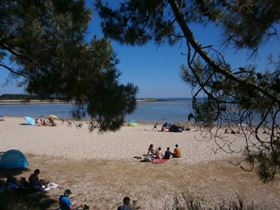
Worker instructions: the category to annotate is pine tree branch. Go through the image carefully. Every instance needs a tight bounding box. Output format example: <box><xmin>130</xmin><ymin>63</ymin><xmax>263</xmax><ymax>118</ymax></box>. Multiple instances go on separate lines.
<box><xmin>0</xmin><ymin>62</ymin><xmax>28</xmax><ymax>79</ymax></box>
<box><xmin>168</xmin><ymin>0</ymin><xmax>280</xmax><ymax>105</ymax></box>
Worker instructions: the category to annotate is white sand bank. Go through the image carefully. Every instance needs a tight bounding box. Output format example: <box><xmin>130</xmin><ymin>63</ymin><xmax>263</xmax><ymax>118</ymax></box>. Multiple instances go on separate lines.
<box><xmin>1</xmin><ymin>117</ymin><xmax>246</xmax><ymax>163</ymax></box>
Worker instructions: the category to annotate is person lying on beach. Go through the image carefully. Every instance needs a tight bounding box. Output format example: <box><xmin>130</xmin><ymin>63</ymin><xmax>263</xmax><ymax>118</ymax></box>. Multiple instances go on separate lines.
<box><xmin>161</xmin><ymin>122</ymin><xmax>171</xmax><ymax>132</ymax></box>
<box><xmin>163</xmin><ymin>147</ymin><xmax>174</xmax><ymax>159</ymax></box>
<box><xmin>173</xmin><ymin>144</ymin><xmax>182</xmax><ymax>158</ymax></box>
<box><xmin>35</xmin><ymin>116</ymin><xmax>43</xmax><ymax>126</ymax></box>
<box><xmin>117</xmin><ymin>196</ymin><xmax>132</xmax><ymax>210</ymax></box>
<box><xmin>42</xmin><ymin>119</ymin><xmax>49</xmax><ymax>126</ymax></box>
<box><xmin>59</xmin><ymin>189</ymin><xmax>86</xmax><ymax>210</ymax></box>
<box><xmin>48</xmin><ymin>118</ymin><xmax>57</xmax><ymax>126</ymax></box>
<box><xmin>155</xmin><ymin>147</ymin><xmax>163</xmax><ymax>159</ymax></box>
<box><xmin>35</xmin><ymin>118</ymin><xmax>41</xmax><ymax>126</ymax></box>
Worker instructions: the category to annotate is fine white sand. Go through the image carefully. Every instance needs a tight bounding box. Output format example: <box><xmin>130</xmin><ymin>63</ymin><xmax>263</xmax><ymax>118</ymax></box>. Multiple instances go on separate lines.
<box><xmin>1</xmin><ymin>117</ymin><xmax>246</xmax><ymax>163</ymax></box>
<box><xmin>1</xmin><ymin>117</ymin><xmax>279</xmax><ymax>210</ymax></box>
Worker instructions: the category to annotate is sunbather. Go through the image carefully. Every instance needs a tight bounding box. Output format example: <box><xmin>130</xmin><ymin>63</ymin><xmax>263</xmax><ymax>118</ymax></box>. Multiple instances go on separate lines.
<box><xmin>143</xmin><ymin>144</ymin><xmax>157</xmax><ymax>161</ymax></box>
<box><xmin>48</xmin><ymin>118</ymin><xmax>57</xmax><ymax>126</ymax></box>
<box><xmin>173</xmin><ymin>144</ymin><xmax>182</xmax><ymax>158</ymax></box>
<box><xmin>146</xmin><ymin>144</ymin><xmax>156</xmax><ymax>156</ymax></box>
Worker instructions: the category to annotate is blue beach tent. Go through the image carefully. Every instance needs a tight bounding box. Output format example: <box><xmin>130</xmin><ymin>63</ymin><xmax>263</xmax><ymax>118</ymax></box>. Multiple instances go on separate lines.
<box><xmin>0</xmin><ymin>149</ymin><xmax>29</xmax><ymax>169</ymax></box>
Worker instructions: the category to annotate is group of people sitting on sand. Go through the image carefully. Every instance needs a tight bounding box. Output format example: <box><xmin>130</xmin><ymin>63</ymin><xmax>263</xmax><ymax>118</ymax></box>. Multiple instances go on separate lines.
<box><xmin>152</xmin><ymin>122</ymin><xmax>190</xmax><ymax>132</ymax></box>
<box><xmin>35</xmin><ymin>116</ymin><xmax>56</xmax><ymax>126</ymax></box>
<box><xmin>58</xmin><ymin>190</ymin><xmax>135</xmax><ymax>210</ymax></box>
<box><xmin>0</xmin><ymin>169</ymin><xmax>57</xmax><ymax>192</ymax></box>
<box><xmin>144</xmin><ymin>144</ymin><xmax>181</xmax><ymax>161</ymax></box>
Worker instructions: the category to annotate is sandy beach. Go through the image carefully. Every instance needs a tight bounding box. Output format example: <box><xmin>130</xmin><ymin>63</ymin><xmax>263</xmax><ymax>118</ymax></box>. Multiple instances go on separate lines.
<box><xmin>0</xmin><ymin>117</ymin><xmax>279</xmax><ymax>209</ymax></box>
<box><xmin>0</xmin><ymin>117</ymin><xmax>245</xmax><ymax>163</ymax></box>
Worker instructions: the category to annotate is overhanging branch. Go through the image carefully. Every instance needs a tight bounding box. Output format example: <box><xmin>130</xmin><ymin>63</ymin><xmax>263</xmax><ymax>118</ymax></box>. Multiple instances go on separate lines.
<box><xmin>0</xmin><ymin>63</ymin><xmax>28</xmax><ymax>79</ymax></box>
<box><xmin>168</xmin><ymin>0</ymin><xmax>280</xmax><ymax>105</ymax></box>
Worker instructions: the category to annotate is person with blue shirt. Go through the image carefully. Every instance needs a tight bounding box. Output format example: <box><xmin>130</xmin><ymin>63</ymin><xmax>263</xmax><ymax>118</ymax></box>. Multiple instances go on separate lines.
<box><xmin>163</xmin><ymin>147</ymin><xmax>174</xmax><ymax>159</ymax></box>
<box><xmin>59</xmin><ymin>189</ymin><xmax>84</xmax><ymax>210</ymax></box>
<box><xmin>117</xmin><ymin>196</ymin><xmax>132</xmax><ymax>210</ymax></box>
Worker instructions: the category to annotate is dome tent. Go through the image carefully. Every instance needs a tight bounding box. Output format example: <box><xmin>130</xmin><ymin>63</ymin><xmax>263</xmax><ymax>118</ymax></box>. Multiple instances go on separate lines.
<box><xmin>127</xmin><ymin>119</ymin><xmax>138</xmax><ymax>127</ymax></box>
<box><xmin>0</xmin><ymin>149</ymin><xmax>29</xmax><ymax>169</ymax></box>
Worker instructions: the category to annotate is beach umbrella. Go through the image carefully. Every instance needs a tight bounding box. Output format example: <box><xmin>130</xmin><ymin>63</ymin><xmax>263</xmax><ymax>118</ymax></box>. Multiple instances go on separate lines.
<box><xmin>24</xmin><ymin>116</ymin><xmax>36</xmax><ymax>126</ymax></box>
<box><xmin>48</xmin><ymin>114</ymin><xmax>58</xmax><ymax>119</ymax></box>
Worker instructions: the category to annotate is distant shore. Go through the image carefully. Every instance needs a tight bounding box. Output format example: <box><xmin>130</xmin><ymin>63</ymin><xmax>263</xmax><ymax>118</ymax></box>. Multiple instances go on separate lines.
<box><xmin>0</xmin><ymin>99</ymin><xmax>70</xmax><ymax>105</ymax></box>
<box><xmin>0</xmin><ymin>98</ymin><xmax>175</xmax><ymax>105</ymax></box>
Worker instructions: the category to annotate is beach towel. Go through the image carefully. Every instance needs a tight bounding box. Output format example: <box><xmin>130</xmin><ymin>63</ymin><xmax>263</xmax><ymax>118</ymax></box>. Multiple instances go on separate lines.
<box><xmin>42</xmin><ymin>182</ymin><xmax>58</xmax><ymax>191</ymax></box>
<box><xmin>151</xmin><ymin>159</ymin><xmax>168</xmax><ymax>164</ymax></box>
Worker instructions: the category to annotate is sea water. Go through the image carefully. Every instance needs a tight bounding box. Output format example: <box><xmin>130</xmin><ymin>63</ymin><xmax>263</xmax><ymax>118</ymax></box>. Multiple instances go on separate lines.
<box><xmin>0</xmin><ymin>98</ymin><xmax>193</xmax><ymax>123</ymax></box>
<box><xmin>1</xmin><ymin>99</ymin><xmax>275</xmax><ymax>124</ymax></box>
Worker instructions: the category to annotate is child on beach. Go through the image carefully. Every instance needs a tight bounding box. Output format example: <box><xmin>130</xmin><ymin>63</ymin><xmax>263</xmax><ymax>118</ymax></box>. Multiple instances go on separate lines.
<box><xmin>155</xmin><ymin>147</ymin><xmax>163</xmax><ymax>159</ymax></box>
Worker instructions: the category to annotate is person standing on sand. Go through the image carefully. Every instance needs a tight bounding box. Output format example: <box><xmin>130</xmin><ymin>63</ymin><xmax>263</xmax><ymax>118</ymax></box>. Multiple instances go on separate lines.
<box><xmin>117</xmin><ymin>196</ymin><xmax>132</xmax><ymax>210</ymax></box>
<box><xmin>173</xmin><ymin>144</ymin><xmax>182</xmax><ymax>158</ymax></box>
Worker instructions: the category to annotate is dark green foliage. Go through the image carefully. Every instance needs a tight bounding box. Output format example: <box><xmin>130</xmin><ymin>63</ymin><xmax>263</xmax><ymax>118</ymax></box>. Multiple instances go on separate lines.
<box><xmin>96</xmin><ymin>0</ymin><xmax>280</xmax><ymax>180</ymax></box>
<box><xmin>0</xmin><ymin>0</ymin><xmax>137</xmax><ymax>131</ymax></box>
<box><xmin>96</xmin><ymin>0</ymin><xmax>180</xmax><ymax>45</ymax></box>
<box><xmin>0</xmin><ymin>190</ymin><xmax>56</xmax><ymax>210</ymax></box>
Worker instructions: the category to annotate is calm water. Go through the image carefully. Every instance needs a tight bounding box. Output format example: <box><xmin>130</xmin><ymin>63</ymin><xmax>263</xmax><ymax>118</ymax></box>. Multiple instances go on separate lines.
<box><xmin>0</xmin><ymin>99</ymin><xmax>193</xmax><ymax>123</ymax></box>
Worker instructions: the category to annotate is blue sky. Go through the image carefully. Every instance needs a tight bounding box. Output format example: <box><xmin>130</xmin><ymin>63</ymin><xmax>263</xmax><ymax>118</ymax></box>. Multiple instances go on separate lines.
<box><xmin>0</xmin><ymin>1</ymin><xmax>279</xmax><ymax>98</ymax></box>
